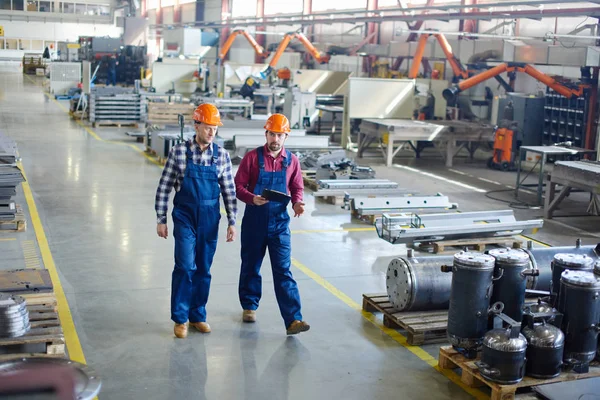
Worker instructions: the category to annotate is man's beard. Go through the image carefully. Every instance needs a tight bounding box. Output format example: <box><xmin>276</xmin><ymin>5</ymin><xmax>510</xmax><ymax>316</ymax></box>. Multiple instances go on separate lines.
<box><xmin>268</xmin><ymin>143</ymin><xmax>281</xmax><ymax>151</ymax></box>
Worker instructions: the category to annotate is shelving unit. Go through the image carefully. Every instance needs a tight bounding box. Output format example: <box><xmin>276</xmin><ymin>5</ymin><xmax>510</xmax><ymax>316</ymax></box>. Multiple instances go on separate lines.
<box><xmin>542</xmin><ymin>87</ymin><xmax>590</xmax><ymax>148</ymax></box>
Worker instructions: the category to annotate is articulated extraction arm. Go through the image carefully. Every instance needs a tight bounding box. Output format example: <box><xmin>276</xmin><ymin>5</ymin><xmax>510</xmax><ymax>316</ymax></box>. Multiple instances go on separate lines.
<box><xmin>261</xmin><ymin>31</ymin><xmax>330</xmax><ymax>77</ymax></box>
<box><xmin>218</xmin><ymin>29</ymin><xmax>269</xmax><ymax>60</ymax></box>
<box><xmin>442</xmin><ymin>63</ymin><xmax>587</xmax><ymax>102</ymax></box>
<box><xmin>408</xmin><ymin>33</ymin><xmax>468</xmax><ymax>80</ymax></box>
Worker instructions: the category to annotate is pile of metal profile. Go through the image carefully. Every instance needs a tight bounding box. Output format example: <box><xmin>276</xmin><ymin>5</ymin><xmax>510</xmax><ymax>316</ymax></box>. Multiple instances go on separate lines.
<box><xmin>191</xmin><ymin>96</ymin><xmax>254</xmax><ymax>119</ymax></box>
<box><xmin>0</xmin><ymin>293</ymin><xmax>30</xmax><ymax>338</ymax></box>
<box><xmin>351</xmin><ymin>193</ymin><xmax>458</xmax><ymax>217</ymax></box>
<box><xmin>0</xmin><ymin>133</ymin><xmax>24</xmax><ymax>221</ymax></box>
<box><xmin>313</xmin><ymin>179</ymin><xmax>412</xmax><ymax>198</ymax></box>
<box><xmin>89</xmin><ymin>87</ymin><xmax>146</xmax><ymax>124</ymax></box>
<box><xmin>376</xmin><ymin>210</ymin><xmax>544</xmax><ymax>244</ymax></box>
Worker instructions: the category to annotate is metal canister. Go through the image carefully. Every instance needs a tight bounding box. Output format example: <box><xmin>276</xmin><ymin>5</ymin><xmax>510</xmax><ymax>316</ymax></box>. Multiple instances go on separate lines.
<box><xmin>523</xmin><ymin>299</ymin><xmax>562</xmax><ymax>328</ymax></box>
<box><xmin>476</xmin><ymin>313</ymin><xmax>528</xmax><ymax>384</ymax></box>
<box><xmin>550</xmin><ymin>253</ymin><xmax>594</xmax><ymax>303</ymax></box>
<box><xmin>445</xmin><ymin>251</ymin><xmax>496</xmax><ymax>355</ymax></box>
<box><xmin>525</xmin><ymin>241</ymin><xmax>599</xmax><ymax>292</ymax></box>
<box><xmin>594</xmin><ymin>260</ymin><xmax>600</xmax><ymax>277</ymax></box>
<box><xmin>522</xmin><ymin>312</ymin><xmax>565</xmax><ymax>379</ymax></box>
<box><xmin>557</xmin><ymin>270</ymin><xmax>600</xmax><ymax>364</ymax></box>
<box><xmin>488</xmin><ymin>248</ymin><xmax>537</xmax><ymax>322</ymax></box>
<box><xmin>386</xmin><ymin>256</ymin><xmax>454</xmax><ymax>311</ymax></box>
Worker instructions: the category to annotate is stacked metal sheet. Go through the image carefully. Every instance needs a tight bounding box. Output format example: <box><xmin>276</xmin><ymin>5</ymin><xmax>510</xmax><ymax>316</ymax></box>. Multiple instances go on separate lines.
<box><xmin>0</xmin><ymin>133</ymin><xmax>24</xmax><ymax>221</ymax></box>
<box><xmin>89</xmin><ymin>87</ymin><xmax>147</xmax><ymax>123</ymax></box>
<box><xmin>0</xmin><ymin>293</ymin><xmax>30</xmax><ymax>338</ymax></box>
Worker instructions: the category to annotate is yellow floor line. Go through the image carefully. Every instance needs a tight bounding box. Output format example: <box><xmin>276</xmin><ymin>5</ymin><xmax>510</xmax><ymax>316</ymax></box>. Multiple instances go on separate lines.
<box><xmin>18</xmin><ymin>161</ymin><xmax>87</xmax><ymax>365</ymax></box>
<box><xmin>0</xmin><ymin>238</ymin><xmax>16</xmax><ymax>241</ymax></box>
<box><xmin>291</xmin><ymin>257</ymin><xmax>488</xmax><ymax>400</ymax></box>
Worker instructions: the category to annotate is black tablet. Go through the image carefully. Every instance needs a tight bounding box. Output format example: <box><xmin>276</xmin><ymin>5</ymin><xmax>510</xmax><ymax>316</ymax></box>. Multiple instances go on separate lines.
<box><xmin>261</xmin><ymin>189</ymin><xmax>291</xmax><ymax>203</ymax></box>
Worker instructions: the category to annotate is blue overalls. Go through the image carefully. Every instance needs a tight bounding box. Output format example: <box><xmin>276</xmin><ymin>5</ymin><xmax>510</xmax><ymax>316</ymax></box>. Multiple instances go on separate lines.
<box><xmin>239</xmin><ymin>147</ymin><xmax>303</xmax><ymax>328</ymax></box>
<box><xmin>171</xmin><ymin>142</ymin><xmax>221</xmax><ymax>324</ymax></box>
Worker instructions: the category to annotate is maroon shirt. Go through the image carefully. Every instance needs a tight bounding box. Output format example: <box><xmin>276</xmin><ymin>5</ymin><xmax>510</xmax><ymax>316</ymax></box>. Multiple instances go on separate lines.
<box><xmin>235</xmin><ymin>144</ymin><xmax>304</xmax><ymax>205</ymax></box>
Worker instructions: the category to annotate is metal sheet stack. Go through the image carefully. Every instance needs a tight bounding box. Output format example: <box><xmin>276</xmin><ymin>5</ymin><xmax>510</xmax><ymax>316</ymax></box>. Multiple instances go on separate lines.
<box><xmin>89</xmin><ymin>87</ymin><xmax>147</xmax><ymax>124</ymax></box>
<box><xmin>0</xmin><ymin>133</ymin><xmax>24</xmax><ymax>221</ymax></box>
<box><xmin>0</xmin><ymin>293</ymin><xmax>30</xmax><ymax>338</ymax></box>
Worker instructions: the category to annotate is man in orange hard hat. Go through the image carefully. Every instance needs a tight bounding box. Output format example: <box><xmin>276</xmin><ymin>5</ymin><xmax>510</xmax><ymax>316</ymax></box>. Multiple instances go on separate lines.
<box><xmin>234</xmin><ymin>113</ymin><xmax>309</xmax><ymax>335</ymax></box>
<box><xmin>155</xmin><ymin>103</ymin><xmax>237</xmax><ymax>339</ymax></box>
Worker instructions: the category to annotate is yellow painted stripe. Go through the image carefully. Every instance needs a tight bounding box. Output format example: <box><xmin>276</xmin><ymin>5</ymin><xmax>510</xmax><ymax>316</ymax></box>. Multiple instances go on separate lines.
<box><xmin>291</xmin><ymin>227</ymin><xmax>376</xmax><ymax>234</ymax></box>
<box><xmin>0</xmin><ymin>238</ymin><xmax>16</xmax><ymax>241</ymax></box>
<box><xmin>290</xmin><ymin>257</ymin><xmax>488</xmax><ymax>400</ymax></box>
<box><xmin>18</xmin><ymin>161</ymin><xmax>87</xmax><ymax>365</ymax></box>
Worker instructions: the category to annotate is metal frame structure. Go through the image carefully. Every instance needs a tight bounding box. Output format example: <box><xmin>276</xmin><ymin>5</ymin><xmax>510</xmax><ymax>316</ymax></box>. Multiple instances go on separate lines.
<box><xmin>544</xmin><ymin>160</ymin><xmax>600</xmax><ymax>219</ymax></box>
<box><xmin>376</xmin><ymin>210</ymin><xmax>544</xmax><ymax>244</ymax></box>
<box><xmin>150</xmin><ymin>1</ymin><xmax>600</xmax><ymax>29</ymax></box>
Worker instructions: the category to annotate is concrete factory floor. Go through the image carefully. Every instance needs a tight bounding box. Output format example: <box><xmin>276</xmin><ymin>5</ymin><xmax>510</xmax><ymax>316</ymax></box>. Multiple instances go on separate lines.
<box><xmin>1</xmin><ymin>73</ymin><xmax>599</xmax><ymax>400</ymax></box>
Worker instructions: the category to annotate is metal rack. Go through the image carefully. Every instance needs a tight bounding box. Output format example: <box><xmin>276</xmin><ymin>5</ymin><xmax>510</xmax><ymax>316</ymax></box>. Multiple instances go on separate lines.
<box><xmin>89</xmin><ymin>87</ymin><xmax>146</xmax><ymax>124</ymax></box>
<box><xmin>543</xmin><ymin>87</ymin><xmax>589</xmax><ymax>148</ymax></box>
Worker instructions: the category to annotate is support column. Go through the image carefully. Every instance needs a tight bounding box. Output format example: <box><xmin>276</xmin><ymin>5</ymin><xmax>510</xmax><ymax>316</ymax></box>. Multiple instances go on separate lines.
<box><xmin>174</xmin><ymin>0</ymin><xmax>181</xmax><ymax>23</ymax></box>
<box><xmin>363</xmin><ymin>0</ymin><xmax>379</xmax><ymax>75</ymax></box>
<box><xmin>255</xmin><ymin>0</ymin><xmax>265</xmax><ymax>64</ymax></box>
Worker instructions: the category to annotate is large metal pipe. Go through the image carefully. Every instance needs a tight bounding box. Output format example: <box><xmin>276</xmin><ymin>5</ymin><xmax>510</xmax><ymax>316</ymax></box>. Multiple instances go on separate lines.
<box><xmin>385</xmin><ymin>241</ymin><xmax>600</xmax><ymax>312</ymax></box>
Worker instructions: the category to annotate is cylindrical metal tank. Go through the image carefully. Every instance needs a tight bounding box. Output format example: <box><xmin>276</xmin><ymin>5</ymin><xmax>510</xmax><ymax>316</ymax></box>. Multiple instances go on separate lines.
<box><xmin>550</xmin><ymin>253</ymin><xmax>594</xmax><ymax>302</ymax></box>
<box><xmin>525</xmin><ymin>242</ymin><xmax>599</xmax><ymax>292</ymax></box>
<box><xmin>477</xmin><ymin>326</ymin><xmax>528</xmax><ymax>384</ymax></box>
<box><xmin>488</xmin><ymin>248</ymin><xmax>537</xmax><ymax>322</ymax></box>
<box><xmin>557</xmin><ymin>270</ymin><xmax>600</xmax><ymax>364</ymax></box>
<box><xmin>522</xmin><ymin>312</ymin><xmax>565</xmax><ymax>379</ymax></box>
<box><xmin>386</xmin><ymin>256</ymin><xmax>454</xmax><ymax>311</ymax></box>
<box><xmin>445</xmin><ymin>251</ymin><xmax>496</xmax><ymax>354</ymax></box>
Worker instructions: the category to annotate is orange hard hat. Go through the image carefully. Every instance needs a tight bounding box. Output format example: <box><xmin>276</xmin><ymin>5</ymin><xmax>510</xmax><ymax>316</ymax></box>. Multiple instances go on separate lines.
<box><xmin>193</xmin><ymin>103</ymin><xmax>223</xmax><ymax>126</ymax></box>
<box><xmin>264</xmin><ymin>113</ymin><xmax>290</xmax><ymax>134</ymax></box>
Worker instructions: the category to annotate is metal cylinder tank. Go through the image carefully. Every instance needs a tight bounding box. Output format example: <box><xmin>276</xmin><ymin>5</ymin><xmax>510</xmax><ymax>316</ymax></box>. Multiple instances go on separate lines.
<box><xmin>386</xmin><ymin>256</ymin><xmax>454</xmax><ymax>311</ymax></box>
<box><xmin>477</xmin><ymin>326</ymin><xmax>528</xmax><ymax>384</ymax></box>
<box><xmin>526</xmin><ymin>242</ymin><xmax>599</xmax><ymax>292</ymax></box>
<box><xmin>488</xmin><ymin>248</ymin><xmax>536</xmax><ymax>322</ymax></box>
<box><xmin>445</xmin><ymin>251</ymin><xmax>496</xmax><ymax>354</ymax></box>
<box><xmin>550</xmin><ymin>254</ymin><xmax>594</xmax><ymax>303</ymax></box>
<box><xmin>557</xmin><ymin>270</ymin><xmax>600</xmax><ymax>364</ymax></box>
<box><xmin>522</xmin><ymin>312</ymin><xmax>565</xmax><ymax>379</ymax></box>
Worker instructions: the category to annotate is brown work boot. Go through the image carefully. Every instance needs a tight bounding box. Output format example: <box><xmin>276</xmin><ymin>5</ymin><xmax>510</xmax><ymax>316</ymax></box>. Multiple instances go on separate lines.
<box><xmin>286</xmin><ymin>320</ymin><xmax>310</xmax><ymax>335</ymax></box>
<box><xmin>190</xmin><ymin>322</ymin><xmax>211</xmax><ymax>333</ymax></box>
<box><xmin>242</xmin><ymin>310</ymin><xmax>256</xmax><ymax>323</ymax></box>
<box><xmin>174</xmin><ymin>323</ymin><xmax>188</xmax><ymax>338</ymax></box>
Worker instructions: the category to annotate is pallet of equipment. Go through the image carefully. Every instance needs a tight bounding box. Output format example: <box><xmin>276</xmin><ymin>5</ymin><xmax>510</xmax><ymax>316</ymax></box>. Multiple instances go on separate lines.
<box><xmin>0</xmin><ymin>303</ymin><xmax>65</xmax><ymax>359</ymax></box>
<box><xmin>147</xmin><ymin>103</ymin><xmax>195</xmax><ymax>125</ymax></box>
<box><xmin>302</xmin><ymin>171</ymin><xmax>318</xmax><ymax>191</ymax></box>
<box><xmin>0</xmin><ymin>205</ymin><xmax>26</xmax><ymax>232</ymax></box>
<box><xmin>92</xmin><ymin>120</ymin><xmax>139</xmax><ymax>128</ymax></box>
<box><xmin>419</xmin><ymin>237</ymin><xmax>524</xmax><ymax>254</ymax></box>
<box><xmin>362</xmin><ymin>293</ymin><xmax>448</xmax><ymax>345</ymax></box>
<box><xmin>438</xmin><ymin>346</ymin><xmax>600</xmax><ymax>400</ymax></box>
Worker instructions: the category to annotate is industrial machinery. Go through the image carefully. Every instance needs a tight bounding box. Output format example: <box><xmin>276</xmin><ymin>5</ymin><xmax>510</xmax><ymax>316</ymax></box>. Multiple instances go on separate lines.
<box><xmin>522</xmin><ymin>311</ymin><xmax>565</xmax><ymax>379</ymax></box>
<box><xmin>557</xmin><ymin>270</ymin><xmax>600</xmax><ymax>371</ymax></box>
<box><xmin>488</xmin><ymin>101</ymin><xmax>520</xmax><ymax>171</ymax></box>
<box><xmin>550</xmin><ymin>253</ymin><xmax>595</xmax><ymax>305</ymax></box>
<box><xmin>408</xmin><ymin>33</ymin><xmax>469</xmax><ymax>81</ymax></box>
<box><xmin>444</xmin><ymin>251</ymin><xmax>496</xmax><ymax>357</ymax></box>
<box><xmin>218</xmin><ymin>29</ymin><xmax>270</xmax><ymax>61</ymax></box>
<box><xmin>443</xmin><ymin>63</ymin><xmax>588</xmax><ymax>103</ymax></box>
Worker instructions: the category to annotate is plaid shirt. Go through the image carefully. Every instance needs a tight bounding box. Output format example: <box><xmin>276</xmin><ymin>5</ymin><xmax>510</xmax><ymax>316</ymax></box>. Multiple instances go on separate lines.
<box><xmin>155</xmin><ymin>137</ymin><xmax>237</xmax><ymax>226</ymax></box>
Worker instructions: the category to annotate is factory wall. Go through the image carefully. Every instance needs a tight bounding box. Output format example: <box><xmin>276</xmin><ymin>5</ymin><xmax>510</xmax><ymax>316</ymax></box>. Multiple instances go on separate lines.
<box><xmin>0</xmin><ymin>20</ymin><xmax>122</xmax><ymax>43</ymax></box>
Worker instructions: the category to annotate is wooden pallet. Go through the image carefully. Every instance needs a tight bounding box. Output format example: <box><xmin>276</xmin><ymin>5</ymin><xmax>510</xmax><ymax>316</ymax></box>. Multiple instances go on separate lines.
<box><xmin>147</xmin><ymin>103</ymin><xmax>195</xmax><ymax>125</ymax></box>
<box><xmin>438</xmin><ymin>346</ymin><xmax>600</xmax><ymax>400</ymax></box>
<box><xmin>0</xmin><ymin>302</ymin><xmax>65</xmax><ymax>359</ymax></box>
<box><xmin>419</xmin><ymin>237</ymin><xmax>524</xmax><ymax>254</ymax></box>
<box><xmin>0</xmin><ymin>205</ymin><xmax>26</xmax><ymax>232</ymax></box>
<box><xmin>302</xmin><ymin>172</ymin><xmax>318</xmax><ymax>191</ymax></box>
<box><xmin>92</xmin><ymin>120</ymin><xmax>139</xmax><ymax>128</ymax></box>
<box><xmin>362</xmin><ymin>293</ymin><xmax>448</xmax><ymax>345</ymax></box>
